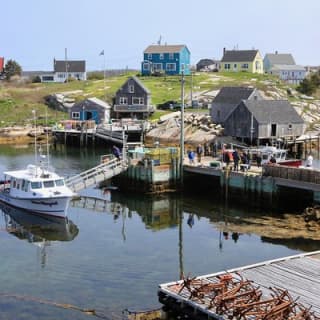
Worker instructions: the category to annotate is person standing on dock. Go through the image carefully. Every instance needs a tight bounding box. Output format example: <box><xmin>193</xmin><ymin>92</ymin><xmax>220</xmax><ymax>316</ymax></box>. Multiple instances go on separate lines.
<box><xmin>196</xmin><ymin>144</ymin><xmax>203</xmax><ymax>163</ymax></box>
<box><xmin>112</xmin><ymin>145</ymin><xmax>121</xmax><ymax>160</ymax></box>
<box><xmin>306</xmin><ymin>153</ymin><xmax>313</xmax><ymax>167</ymax></box>
<box><xmin>187</xmin><ymin>149</ymin><xmax>195</xmax><ymax>165</ymax></box>
<box><xmin>256</xmin><ymin>152</ymin><xmax>262</xmax><ymax>168</ymax></box>
<box><xmin>232</xmin><ymin>149</ymin><xmax>240</xmax><ymax>171</ymax></box>
<box><xmin>223</xmin><ymin>151</ymin><xmax>230</xmax><ymax>168</ymax></box>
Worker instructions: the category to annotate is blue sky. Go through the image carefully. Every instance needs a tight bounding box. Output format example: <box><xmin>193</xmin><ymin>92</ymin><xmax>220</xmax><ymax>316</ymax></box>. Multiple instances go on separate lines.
<box><xmin>2</xmin><ymin>0</ymin><xmax>319</xmax><ymax>71</ymax></box>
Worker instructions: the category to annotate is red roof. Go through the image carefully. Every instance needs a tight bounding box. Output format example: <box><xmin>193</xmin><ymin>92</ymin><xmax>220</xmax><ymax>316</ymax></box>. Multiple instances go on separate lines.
<box><xmin>0</xmin><ymin>57</ymin><xmax>4</xmax><ymax>72</ymax></box>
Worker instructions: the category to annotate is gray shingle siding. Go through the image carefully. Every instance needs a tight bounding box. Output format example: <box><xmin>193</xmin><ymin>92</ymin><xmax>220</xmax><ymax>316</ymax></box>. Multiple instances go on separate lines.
<box><xmin>210</xmin><ymin>87</ymin><xmax>261</xmax><ymax>124</ymax></box>
<box><xmin>223</xmin><ymin>100</ymin><xmax>305</xmax><ymax>139</ymax></box>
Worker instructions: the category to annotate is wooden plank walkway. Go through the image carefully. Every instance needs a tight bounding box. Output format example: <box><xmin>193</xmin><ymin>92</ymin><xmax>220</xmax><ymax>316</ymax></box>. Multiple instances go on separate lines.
<box><xmin>158</xmin><ymin>251</ymin><xmax>320</xmax><ymax>319</ymax></box>
<box><xmin>65</xmin><ymin>157</ymin><xmax>128</xmax><ymax>193</ymax></box>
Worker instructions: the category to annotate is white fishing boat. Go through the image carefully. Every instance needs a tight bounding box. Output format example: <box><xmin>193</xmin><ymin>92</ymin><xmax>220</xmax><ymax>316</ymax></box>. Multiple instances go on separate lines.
<box><xmin>0</xmin><ymin>111</ymin><xmax>75</xmax><ymax>218</ymax></box>
<box><xmin>249</xmin><ymin>146</ymin><xmax>302</xmax><ymax>167</ymax></box>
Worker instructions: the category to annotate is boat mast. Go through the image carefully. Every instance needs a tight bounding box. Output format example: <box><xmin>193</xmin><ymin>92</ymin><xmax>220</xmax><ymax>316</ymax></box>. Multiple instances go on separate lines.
<box><xmin>45</xmin><ymin>108</ymin><xmax>50</xmax><ymax>170</ymax></box>
<box><xmin>32</xmin><ymin>110</ymin><xmax>38</xmax><ymax>175</ymax></box>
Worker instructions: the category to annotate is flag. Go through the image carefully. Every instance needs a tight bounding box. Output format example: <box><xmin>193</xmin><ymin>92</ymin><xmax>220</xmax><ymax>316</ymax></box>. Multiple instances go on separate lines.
<box><xmin>99</xmin><ymin>50</ymin><xmax>104</xmax><ymax>56</ymax></box>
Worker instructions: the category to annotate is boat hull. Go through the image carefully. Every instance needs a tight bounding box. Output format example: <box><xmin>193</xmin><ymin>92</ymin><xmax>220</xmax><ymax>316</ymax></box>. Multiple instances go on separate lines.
<box><xmin>278</xmin><ymin>159</ymin><xmax>303</xmax><ymax>167</ymax></box>
<box><xmin>0</xmin><ymin>192</ymin><xmax>70</xmax><ymax>218</ymax></box>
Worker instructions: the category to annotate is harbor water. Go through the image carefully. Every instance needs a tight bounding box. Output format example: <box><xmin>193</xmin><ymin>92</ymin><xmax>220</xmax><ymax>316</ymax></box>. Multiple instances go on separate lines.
<box><xmin>0</xmin><ymin>144</ymin><xmax>319</xmax><ymax>319</ymax></box>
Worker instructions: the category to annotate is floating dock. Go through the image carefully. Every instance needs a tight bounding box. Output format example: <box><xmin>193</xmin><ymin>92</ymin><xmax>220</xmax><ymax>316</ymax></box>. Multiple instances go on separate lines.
<box><xmin>158</xmin><ymin>251</ymin><xmax>320</xmax><ymax>319</ymax></box>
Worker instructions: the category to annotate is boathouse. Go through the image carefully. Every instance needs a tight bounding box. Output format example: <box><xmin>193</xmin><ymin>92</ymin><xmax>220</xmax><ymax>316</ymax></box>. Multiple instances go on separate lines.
<box><xmin>223</xmin><ymin>99</ymin><xmax>305</xmax><ymax>145</ymax></box>
<box><xmin>70</xmin><ymin>97</ymin><xmax>111</xmax><ymax>124</ymax></box>
<box><xmin>210</xmin><ymin>86</ymin><xmax>262</xmax><ymax>125</ymax></box>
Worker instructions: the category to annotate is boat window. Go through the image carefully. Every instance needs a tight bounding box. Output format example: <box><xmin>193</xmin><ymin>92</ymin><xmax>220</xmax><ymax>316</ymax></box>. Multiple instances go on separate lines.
<box><xmin>21</xmin><ymin>180</ymin><xmax>27</xmax><ymax>191</ymax></box>
<box><xmin>43</xmin><ymin>180</ymin><xmax>55</xmax><ymax>188</ymax></box>
<box><xmin>262</xmin><ymin>154</ymin><xmax>269</xmax><ymax>160</ymax></box>
<box><xmin>55</xmin><ymin>179</ymin><xmax>65</xmax><ymax>186</ymax></box>
<box><xmin>31</xmin><ymin>181</ymin><xmax>42</xmax><ymax>189</ymax></box>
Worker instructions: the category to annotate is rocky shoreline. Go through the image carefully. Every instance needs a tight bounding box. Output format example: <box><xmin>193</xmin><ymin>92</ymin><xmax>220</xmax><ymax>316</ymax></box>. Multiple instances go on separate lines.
<box><xmin>0</xmin><ymin>126</ymin><xmax>49</xmax><ymax>144</ymax></box>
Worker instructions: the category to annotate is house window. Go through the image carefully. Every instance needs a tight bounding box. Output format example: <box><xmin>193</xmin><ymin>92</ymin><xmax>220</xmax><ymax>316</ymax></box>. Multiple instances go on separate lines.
<box><xmin>128</xmin><ymin>84</ymin><xmax>134</xmax><ymax>93</ymax></box>
<box><xmin>143</xmin><ymin>62</ymin><xmax>150</xmax><ymax>70</ymax></box>
<box><xmin>57</xmin><ymin>73</ymin><xmax>65</xmax><ymax>78</ymax></box>
<box><xmin>132</xmin><ymin>97</ymin><xmax>144</xmax><ymax>105</ymax></box>
<box><xmin>241</xmin><ymin>63</ymin><xmax>249</xmax><ymax>69</ymax></box>
<box><xmin>233</xmin><ymin>64</ymin><xmax>238</xmax><ymax>70</ymax></box>
<box><xmin>153</xmin><ymin>63</ymin><xmax>162</xmax><ymax>71</ymax></box>
<box><xmin>224</xmin><ymin>64</ymin><xmax>230</xmax><ymax>70</ymax></box>
<box><xmin>166</xmin><ymin>63</ymin><xmax>176</xmax><ymax>71</ymax></box>
<box><xmin>42</xmin><ymin>75</ymin><xmax>54</xmax><ymax>81</ymax></box>
<box><xmin>119</xmin><ymin>97</ymin><xmax>128</xmax><ymax>104</ymax></box>
<box><xmin>288</xmin><ymin>123</ymin><xmax>292</xmax><ymax>131</ymax></box>
<box><xmin>148</xmin><ymin>53</ymin><xmax>152</xmax><ymax>60</ymax></box>
<box><xmin>159</xmin><ymin>53</ymin><xmax>164</xmax><ymax>60</ymax></box>
<box><xmin>72</xmin><ymin>112</ymin><xmax>80</xmax><ymax>119</ymax></box>
<box><xmin>169</xmin><ymin>53</ymin><xmax>174</xmax><ymax>60</ymax></box>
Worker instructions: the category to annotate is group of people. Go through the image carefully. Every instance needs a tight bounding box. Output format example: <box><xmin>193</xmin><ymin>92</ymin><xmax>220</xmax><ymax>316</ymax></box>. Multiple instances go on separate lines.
<box><xmin>223</xmin><ymin>149</ymin><xmax>252</xmax><ymax>172</ymax></box>
<box><xmin>187</xmin><ymin>144</ymin><xmax>204</xmax><ymax>165</ymax></box>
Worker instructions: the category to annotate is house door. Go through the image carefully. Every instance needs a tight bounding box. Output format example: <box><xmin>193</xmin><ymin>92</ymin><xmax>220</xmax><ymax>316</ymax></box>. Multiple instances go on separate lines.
<box><xmin>84</xmin><ymin>111</ymin><xmax>93</xmax><ymax>120</ymax></box>
<box><xmin>271</xmin><ymin>123</ymin><xmax>277</xmax><ymax>136</ymax></box>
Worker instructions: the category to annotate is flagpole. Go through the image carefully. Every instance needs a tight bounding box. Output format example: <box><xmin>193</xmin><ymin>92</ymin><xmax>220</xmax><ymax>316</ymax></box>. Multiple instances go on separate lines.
<box><xmin>99</xmin><ymin>50</ymin><xmax>106</xmax><ymax>100</ymax></box>
<box><xmin>103</xmin><ymin>52</ymin><xmax>106</xmax><ymax>100</ymax></box>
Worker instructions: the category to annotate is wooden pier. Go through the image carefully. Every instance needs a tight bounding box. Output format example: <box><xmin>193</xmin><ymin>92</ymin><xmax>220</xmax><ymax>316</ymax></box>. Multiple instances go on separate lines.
<box><xmin>183</xmin><ymin>160</ymin><xmax>320</xmax><ymax>205</ymax></box>
<box><xmin>158</xmin><ymin>251</ymin><xmax>320</xmax><ymax>319</ymax></box>
<box><xmin>65</xmin><ymin>156</ymin><xmax>128</xmax><ymax>193</ymax></box>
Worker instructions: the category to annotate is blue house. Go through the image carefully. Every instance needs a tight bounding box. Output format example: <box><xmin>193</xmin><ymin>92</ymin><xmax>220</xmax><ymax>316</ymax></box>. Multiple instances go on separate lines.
<box><xmin>141</xmin><ymin>44</ymin><xmax>191</xmax><ymax>76</ymax></box>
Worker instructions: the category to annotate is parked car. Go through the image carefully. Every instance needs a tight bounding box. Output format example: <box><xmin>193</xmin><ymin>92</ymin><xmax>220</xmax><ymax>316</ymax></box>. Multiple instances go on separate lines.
<box><xmin>157</xmin><ymin>100</ymin><xmax>181</xmax><ymax>110</ymax></box>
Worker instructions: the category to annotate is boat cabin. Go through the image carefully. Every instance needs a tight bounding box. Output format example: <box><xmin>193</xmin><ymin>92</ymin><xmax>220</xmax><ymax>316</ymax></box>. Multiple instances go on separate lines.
<box><xmin>3</xmin><ymin>165</ymin><xmax>67</xmax><ymax>197</ymax></box>
<box><xmin>248</xmin><ymin>146</ymin><xmax>287</xmax><ymax>165</ymax></box>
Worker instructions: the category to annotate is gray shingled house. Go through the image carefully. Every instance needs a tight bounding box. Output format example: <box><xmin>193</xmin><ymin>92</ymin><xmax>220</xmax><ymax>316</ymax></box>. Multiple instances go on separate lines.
<box><xmin>113</xmin><ymin>76</ymin><xmax>154</xmax><ymax>119</ymax></box>
<box><xmin>210</xmin><ymin>87</ymin><xmax>262</xmax><ymax>125</ymax></box>
<box><xmin>263</xmin><ymin>52</ymin><xmax>295</xmax><ymax>72</ymax></box>
<box><xmin>223</xmin><ymin>99</ymin><xmax>305</xmax><ymax>145</ymax></box>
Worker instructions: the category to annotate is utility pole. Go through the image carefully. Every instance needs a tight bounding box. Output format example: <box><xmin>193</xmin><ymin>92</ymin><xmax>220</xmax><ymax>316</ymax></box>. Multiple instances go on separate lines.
<box><xmin>250</xmin><ymin>113</ymin><xmax>254</xmax><ymax>145</ymax></box>
<box><xmin>190</xmin><ymin>70</ymin><xmax>193</xmax><ymax>107</ymax></box>
<box><xmin>180</xmin><ymin>69</ymin><xmax>185</xmax><ymax>184</ymax></box>
<box><xmin>65</xmin><ymin>48</ymin><xmax>68</xmax><ymax>83</ymax></box>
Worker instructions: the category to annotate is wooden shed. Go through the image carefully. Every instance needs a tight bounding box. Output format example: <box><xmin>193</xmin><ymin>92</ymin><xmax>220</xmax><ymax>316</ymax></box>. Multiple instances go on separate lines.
<box><xmin>69</xmin><ymin>97</ymin><xmax>111</xmax><ymax>124</ymax></box>
<box><xmin>223</xmin><ymin>99</ymin><xmax>305</xmax><ymax>145</ymax></box>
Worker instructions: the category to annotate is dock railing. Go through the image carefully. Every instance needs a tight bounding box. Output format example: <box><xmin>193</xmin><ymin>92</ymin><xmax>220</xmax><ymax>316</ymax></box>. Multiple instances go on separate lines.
<box><xmin>65</xmin><ymin>156</ymin><xmax>128</xmax><ymax>193</ymax></box>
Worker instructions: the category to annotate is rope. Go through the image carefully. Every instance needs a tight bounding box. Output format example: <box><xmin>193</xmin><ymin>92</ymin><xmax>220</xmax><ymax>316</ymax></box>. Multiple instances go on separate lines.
<box><xmin>0</xmin><ymin>293</ymin><xmax>121</xmax><ymax>320</ymax></box>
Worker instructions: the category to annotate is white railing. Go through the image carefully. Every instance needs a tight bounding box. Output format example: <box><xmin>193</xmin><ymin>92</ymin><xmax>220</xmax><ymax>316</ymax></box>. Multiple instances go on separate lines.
<box><xmin>65</xmin><ymin>156</ymin><xmax>127</xmax><ymax>193</ymax></box>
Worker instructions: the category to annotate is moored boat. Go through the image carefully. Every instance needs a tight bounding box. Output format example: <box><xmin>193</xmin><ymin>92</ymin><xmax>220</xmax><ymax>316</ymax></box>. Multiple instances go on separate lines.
<box><xmin>248</xmin><ymin>146</ymin><xmax>302</xmax><ymax>167</ymax></box>
<box><xmin>0</xmin><ymin>111</ymin><xmax>75</xmax><ymax>218</ymax></box>
<box><xmin>0</xmin><ymin>164</ymin><xmax>75</xmax><ymax>218</ymax></box>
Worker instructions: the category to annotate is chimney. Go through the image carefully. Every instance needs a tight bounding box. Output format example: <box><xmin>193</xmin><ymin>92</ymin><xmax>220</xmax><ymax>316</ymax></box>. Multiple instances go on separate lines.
<box><xmin>223</xmin><ymin>47</ymin><xmax>226</xmax><ymax>55</ymax></box>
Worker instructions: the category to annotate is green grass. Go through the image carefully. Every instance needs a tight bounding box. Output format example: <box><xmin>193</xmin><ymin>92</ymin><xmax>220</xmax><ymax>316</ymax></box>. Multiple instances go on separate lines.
<box><xmin>0</xmin><ymin>71</ymin><xmax>315</xmax><ymax>127</ymax></box>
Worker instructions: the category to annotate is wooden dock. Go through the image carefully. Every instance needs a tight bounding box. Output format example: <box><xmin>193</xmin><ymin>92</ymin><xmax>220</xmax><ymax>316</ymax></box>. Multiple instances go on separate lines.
<box><xmin>158</xmin><ymin>251</ymin><xmax>320</xmax><ymax>319</ymax></box>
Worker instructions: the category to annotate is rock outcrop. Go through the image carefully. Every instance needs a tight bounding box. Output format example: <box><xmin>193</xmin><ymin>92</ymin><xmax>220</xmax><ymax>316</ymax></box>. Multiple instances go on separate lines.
<box><xmin>145</xmin><ymin>112</ymin><xmax>223</xmax><ymax>147</ymax></box>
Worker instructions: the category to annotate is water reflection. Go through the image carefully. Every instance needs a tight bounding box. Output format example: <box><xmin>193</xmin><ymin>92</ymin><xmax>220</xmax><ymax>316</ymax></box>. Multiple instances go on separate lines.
<box><xmin>73</xmin><ymin>189</ymin><xmax>320</xmax><ymax>254</ymax></box>
<box><xmin>0</xmin><ymin>203</ymin><xmax>79</xmax><ymax>267</ymax></box>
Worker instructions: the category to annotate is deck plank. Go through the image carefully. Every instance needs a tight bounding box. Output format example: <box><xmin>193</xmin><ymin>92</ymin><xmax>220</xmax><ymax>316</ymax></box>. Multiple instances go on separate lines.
<box><xmin>159</xmin><ymin>251</ymin><xmax>320</xmax><ymax>319</ymax></box>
